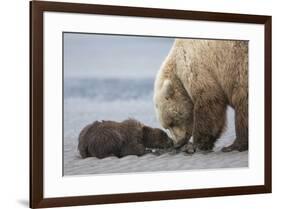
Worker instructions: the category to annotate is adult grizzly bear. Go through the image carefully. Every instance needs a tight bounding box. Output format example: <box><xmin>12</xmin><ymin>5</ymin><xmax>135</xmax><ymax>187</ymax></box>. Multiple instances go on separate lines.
<box><xmin>78</xmin><ymin>119</ymin><xmax>173</xmax><ymax>159</ymax></box>
<box><xmin>153</xmin><ymin>39</ymin><xmax>248</xmax><ymax>152</ymax></box>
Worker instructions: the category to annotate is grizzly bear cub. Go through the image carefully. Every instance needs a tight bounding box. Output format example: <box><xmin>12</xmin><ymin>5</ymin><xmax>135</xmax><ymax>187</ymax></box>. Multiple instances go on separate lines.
<box><xmin>78</xmin><ymin>119</ymin><xmax>173</xmax><ymax>159</ymax></box>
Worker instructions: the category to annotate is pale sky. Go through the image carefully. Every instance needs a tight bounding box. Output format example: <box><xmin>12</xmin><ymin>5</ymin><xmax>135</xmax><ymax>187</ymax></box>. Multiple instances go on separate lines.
<box><xmin>63</xmin><ymin>33</ymin><xmax>174</xmax><ymax>78</ymax></box>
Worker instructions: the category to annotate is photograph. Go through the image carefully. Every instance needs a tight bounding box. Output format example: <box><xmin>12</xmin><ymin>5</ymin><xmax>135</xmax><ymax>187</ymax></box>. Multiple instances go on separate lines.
<box><xmin>63</xmin><ymin>33</ymin><xmax>249</xmax><ymax>176</ymax></box>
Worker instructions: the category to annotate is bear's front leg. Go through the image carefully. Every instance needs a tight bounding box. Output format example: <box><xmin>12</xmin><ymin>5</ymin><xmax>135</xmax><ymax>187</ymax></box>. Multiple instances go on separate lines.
<box><xmin>193</xmin><ymin>95</ymin><xmax>227</xmax><ymax>152</ymax></box>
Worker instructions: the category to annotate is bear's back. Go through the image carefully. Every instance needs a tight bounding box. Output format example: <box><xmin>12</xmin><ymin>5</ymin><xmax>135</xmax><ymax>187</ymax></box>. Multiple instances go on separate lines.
<box><xmin>174</xmin><ymin>39</ymin><xmax>248</xmax><ymax>104</ymax></box>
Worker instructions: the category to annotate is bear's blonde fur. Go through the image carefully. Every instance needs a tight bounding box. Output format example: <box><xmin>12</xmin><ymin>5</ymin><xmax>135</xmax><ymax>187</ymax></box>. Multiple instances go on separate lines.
<box><xmin>154</xmin><ymin>39</ymin><xmax>248</xmax><ymax>151</ymax></box>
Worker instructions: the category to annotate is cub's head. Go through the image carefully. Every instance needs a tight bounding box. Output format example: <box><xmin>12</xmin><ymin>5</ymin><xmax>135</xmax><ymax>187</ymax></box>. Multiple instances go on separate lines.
<box><xmin>154</xmin><ymin>79</ymin><xmax>194</xmax><ymax>148</ymax></box>
<box><xmin>142</xmin><ymin>126</ymin><xmax>173</xmax><ymax>149</ymax></box>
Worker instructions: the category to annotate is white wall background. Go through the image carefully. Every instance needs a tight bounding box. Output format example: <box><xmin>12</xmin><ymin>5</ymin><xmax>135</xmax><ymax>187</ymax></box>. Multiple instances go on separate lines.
<box><xmin>0</xmin><ymin>0</ymin><xmax>278</xmax><ymax>208</ymax></box>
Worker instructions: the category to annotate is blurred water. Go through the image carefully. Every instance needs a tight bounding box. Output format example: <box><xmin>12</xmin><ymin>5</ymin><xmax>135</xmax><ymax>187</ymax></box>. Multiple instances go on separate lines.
<box><xmin>64</xmin><ymin>77</ymin><xmax>154</xmax><ymax>101</ymax></box>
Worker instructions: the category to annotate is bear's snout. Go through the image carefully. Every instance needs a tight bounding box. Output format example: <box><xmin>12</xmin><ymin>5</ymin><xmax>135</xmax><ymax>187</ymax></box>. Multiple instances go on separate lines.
<box><xmin>173</xmin><ymin>133</ymin><xmax>192</xmax><ymax>149</ymax></box>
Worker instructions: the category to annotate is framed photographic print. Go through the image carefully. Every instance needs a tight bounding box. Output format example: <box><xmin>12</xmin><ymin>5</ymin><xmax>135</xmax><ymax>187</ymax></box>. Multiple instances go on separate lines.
<box><xmin>30</xmin><ymin>0</ymin><xmax>272</xmax><ymax>208</ymax></box>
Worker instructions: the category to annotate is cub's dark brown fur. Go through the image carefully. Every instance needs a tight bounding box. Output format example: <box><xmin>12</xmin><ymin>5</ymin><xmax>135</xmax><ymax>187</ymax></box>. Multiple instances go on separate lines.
<box><xmin>78</xmin><ymin>119</ymin><xmax>173</xmax><ymax>159</ymax></box>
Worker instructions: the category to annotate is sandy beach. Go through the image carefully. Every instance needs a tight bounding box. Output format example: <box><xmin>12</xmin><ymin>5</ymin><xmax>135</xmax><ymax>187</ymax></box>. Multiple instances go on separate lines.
<box><xmin>64</xmin><ymin>146</ymin><xmax>248</xmax><ymax>175</ymax></box>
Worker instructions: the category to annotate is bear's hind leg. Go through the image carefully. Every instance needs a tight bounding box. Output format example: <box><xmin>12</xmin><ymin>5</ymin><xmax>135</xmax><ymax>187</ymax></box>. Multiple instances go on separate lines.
<box><xmin>193</xmin><ymin>94</ymin><xmax>227</xmax><ymax>151</ymax></box>
<box><xmin>222</xmin><ymin>96</ymin><xmax>248</xmax><ymax>152</ymax></box>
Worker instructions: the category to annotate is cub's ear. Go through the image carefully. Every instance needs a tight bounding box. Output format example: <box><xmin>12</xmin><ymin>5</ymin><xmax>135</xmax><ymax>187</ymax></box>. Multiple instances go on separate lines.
<box><xmin>162</xmin><ymin>80</ymin><xmax>174</xmax><ymax>99</ymax></box>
